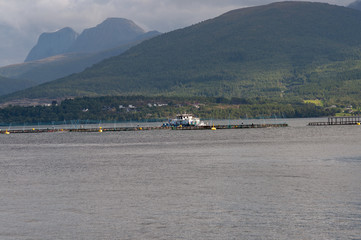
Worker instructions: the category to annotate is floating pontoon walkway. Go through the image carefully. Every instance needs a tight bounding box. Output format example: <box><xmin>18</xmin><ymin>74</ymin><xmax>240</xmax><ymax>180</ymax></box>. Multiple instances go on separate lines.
<box><xmin>1</xmin><ymin>123</ymin><xmax>288</xmax><ymax>134</ymax></box>
<box><xmin>308</xmin><ymin>116</ymin><xmax>361</xmax><ymax>126</ymax></box>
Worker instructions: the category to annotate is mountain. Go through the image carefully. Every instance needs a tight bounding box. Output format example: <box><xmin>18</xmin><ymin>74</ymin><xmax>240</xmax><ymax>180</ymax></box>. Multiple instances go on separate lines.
<box><xmin>0</xmin><ymin>19</ymin><xmax>160</xmax><ymax>93</ymax></box>
<box><xmin>25</xmin><ymin>18</ymin><xmax>147</xmax><ymax>61</ymax></box>
<box><xmin>68</xmin><ymin>18</ymin><xmax>146</xmax><ymax>53</ymax></box>
<box><xmin>25</xmin><ymin>27</ymin><xmax>78</xmax><ymax>62</ymax></box>
<box><xmin>0</xmin><ymin>75</ymin><xmax>35</xmax><ymax>96</ymax></box>
<box><xmin>0</xmin><ymin>31</ymin><xmax>160</xmax><ymax>86</ymax></box>
<box><xmin>3</xmin><ymin>2</ymin><xmax>361</xmax><ymax>104</ymax></box>
<box><xmin>348</xmin><ymin>0</ymin><xmax>361</xmax><ymax>10</ymax></box>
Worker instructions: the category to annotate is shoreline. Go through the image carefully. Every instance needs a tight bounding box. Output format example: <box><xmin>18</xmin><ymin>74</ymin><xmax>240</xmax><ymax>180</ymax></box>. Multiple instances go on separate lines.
<box><xmin>0</xmin><ymin>123</ymin><xmax>288</xmax><ymax>134</ymax></box>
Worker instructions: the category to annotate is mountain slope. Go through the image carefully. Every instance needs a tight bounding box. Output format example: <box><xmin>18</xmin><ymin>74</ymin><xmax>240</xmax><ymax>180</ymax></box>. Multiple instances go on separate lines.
<box><xmin>4</xmin><ymin>2</ymin><xmax>361</xmax><ymax>102</ymax></box>
<box><xmin>68</xmin><ymin>18</ymin><xmax>145</xmax><ymax>53</ymax></box>
<box><xmin>25</xmin><ymin>27</ymin><xmax>79</xmax><ymax>62</ymax></box>
<box><xmin>0</xmin><ymin>31</ymin><xmax>160</xmax><ymax>86</ymax></box>
<box><xmin>25</xmin><ymin>18</ymin><xmax>147</xmax><ymax>62</ymax></box>
<box><xmin>0</xmin><ymin>75</ymin><xmax>35</xmax><ymax>96</ymax></box>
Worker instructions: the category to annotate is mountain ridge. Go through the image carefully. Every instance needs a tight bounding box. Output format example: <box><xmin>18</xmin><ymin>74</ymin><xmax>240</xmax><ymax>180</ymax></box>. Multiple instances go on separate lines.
<box><xmin>0</xmin><ymin>30</ymin><xmax>160</xmax><ymax>85</ymax></box>
<box><xmin>3</xmin><ymin>2</ymin><xmax>361</xmax><ymax>105</ymax></box>
<box><xmin>25</xmin><ymin>27</ymin><xmax>79</xmax><ymax>62</ymax></box>
<box><xmin>0</xmin><ymin>18</ymin><xmax>160</xmax><ymax>96</ymax></box>
<box><xmin>67</xmin><ymin>18</ymin><xmax>146</xmax><ymax>53</ymax></box>
<box><xmin>25</xmin><ymin>18</ymin><xmax>148</xmax><ymax>62</ymax></box>
<box><xmin>0</xmin><ymin>75</ymin><xmax>35</xmax><ymax>96</ymax></box>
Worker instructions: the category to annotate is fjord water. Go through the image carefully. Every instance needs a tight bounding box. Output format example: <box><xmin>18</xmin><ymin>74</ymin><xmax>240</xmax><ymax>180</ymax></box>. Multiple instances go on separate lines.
<box><xmin>1</xmin><ymin>118</ymin><xmax>361</xmax><ymax>239</ymax></box>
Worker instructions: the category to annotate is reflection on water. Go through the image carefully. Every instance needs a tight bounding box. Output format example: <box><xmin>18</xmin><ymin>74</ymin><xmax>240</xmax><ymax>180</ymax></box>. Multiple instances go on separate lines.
<box><xmin>0</xmin><ymin>118</ymin><xmax>361</xmax><ymax>239</ymax></box>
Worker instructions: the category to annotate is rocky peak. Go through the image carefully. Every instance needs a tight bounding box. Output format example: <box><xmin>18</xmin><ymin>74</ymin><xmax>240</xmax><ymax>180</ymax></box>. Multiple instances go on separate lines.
<box><xmin>25</xmin><ymin>27</ymin><xmax>78</xmax><ymax>62</ymax></box>
<box><xmin>68</xmin><ymin>18</ymin><xmax>146</xmax><ymax>53</ymax></box>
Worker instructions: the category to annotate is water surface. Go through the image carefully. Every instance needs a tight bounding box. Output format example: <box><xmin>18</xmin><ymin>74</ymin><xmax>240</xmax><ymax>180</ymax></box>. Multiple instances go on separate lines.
<box><xmin>1</xmin><ymin>118</ymin><xmax>361</xmax><ymax>239</ymax></box>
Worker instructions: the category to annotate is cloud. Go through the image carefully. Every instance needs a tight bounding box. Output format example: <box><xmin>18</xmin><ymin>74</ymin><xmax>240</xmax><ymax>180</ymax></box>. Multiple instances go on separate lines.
<box><xmin>0</xmin><ymin>24</ymin><xmax>34</xmax><ymax>66</ymax></box>
<box><xmin>1</xmin><ymin>0</ymin><xmax>353</xmax><ymax>34</ymax></box>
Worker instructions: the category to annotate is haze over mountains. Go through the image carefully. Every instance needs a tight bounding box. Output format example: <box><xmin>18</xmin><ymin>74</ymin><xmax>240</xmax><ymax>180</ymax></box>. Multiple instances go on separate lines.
<box><xmin>2</xmin><ymin>1</ymin><xmax>361</xmax><ymax>107</ymax></box>
<box><xmin>67</xmin><ymin>18</ymin><xmax>147</xmax><ymax>54</ymax></box>
<box><xmin>0</xmin><ymin>0</ymin><xmax>356</xmax><ymax>68</ymax></box>
<box><xmin>0</xmin><ymin>25</ymin><xmax>36</xmax><ymax>67</ymax></box>
<box><xmin>0</xmin><ymin>18</ymin><xmax>160</xmax><ymax>96</ymax></box>
<box><xmin>25</xmin><ymin>18</ymin><xmax>150</xmax><ymax>62</ymax></box>
<box><xmin>25</xmin><ymin>27</ymin><xmax>79</xmax><ymax>62</ymax></box>
<box><xmin>3</xmin><ymin>1</ymin><xmax>361</xmax><ymax>106</ymax></box>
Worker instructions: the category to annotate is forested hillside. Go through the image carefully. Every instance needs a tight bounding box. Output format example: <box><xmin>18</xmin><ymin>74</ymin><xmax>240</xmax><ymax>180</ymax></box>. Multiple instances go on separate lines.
<box><xmin>0</xmin><ymin>75</ymin><xmax>34</xmax><ymax>96</ymax></box>
<box><xmin>0</xmin><ymin>96</ymin><xmax>338</xmax><ymax>124</ymax></box>
<box><xmin>3</xmin><ymin>2</ymin><xmax>361</xmax><ymax>108</ymax></box>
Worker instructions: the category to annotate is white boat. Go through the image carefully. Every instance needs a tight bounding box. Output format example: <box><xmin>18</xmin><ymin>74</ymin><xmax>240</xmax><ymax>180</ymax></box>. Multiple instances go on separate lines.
<box><xmin>167</xmin><ymin>114</ymin><xmax>204</xmax><ymax>127</ymax></box>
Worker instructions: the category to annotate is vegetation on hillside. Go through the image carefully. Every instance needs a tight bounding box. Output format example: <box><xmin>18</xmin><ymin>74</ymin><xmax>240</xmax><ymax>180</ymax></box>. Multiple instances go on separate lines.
<box><xmin>0</xmin><ymin>75</ymin><xmax>35</xmax><ymax>96</ymax></box>
<box><xmin>0</xmin><ymin>96</ymin><xmax>341</xmax><ymax>125</ymax></box>
<box><xmin>2</xmin><ymin>2</ymin><xmax>361</xmax><ymax>108</ymax></box>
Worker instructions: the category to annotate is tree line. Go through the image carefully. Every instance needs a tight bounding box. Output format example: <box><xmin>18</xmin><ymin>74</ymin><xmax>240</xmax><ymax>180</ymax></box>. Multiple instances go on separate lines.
<box><xmin>0</xmin><ymin>96</ymin><xmax>340</xmax><ymax>125</ymax></box>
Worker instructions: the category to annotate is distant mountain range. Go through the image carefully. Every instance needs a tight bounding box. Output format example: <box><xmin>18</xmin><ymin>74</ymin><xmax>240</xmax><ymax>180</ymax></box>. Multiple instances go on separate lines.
<box><xmin>3</xmin><ymin>1</ymin><xmax>361</xmax><ymax>106</ymax></box>
<box><xmin>67</xmin><ymin>18</ymin><xmax>147</xmax><ymax>54</ymax></box>
<box><xmin>25</xmin><ymin>18</ymin><xmax>151</xmax><ymax>62</ymax></box>
<box><xmin>0</xmin><ymin>18</ymin><xmax>160</xmax><ymax>95</ymax></box>
<box><xmin>25</xmin><ymin>27</ymin><xmax>79</xmax><ymax>62</ymax></box>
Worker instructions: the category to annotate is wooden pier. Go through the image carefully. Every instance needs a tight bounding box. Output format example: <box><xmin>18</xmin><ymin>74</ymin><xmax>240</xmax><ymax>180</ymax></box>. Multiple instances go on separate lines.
<box><xmin>308</xmin><ymin>116</ymin><xmax>361</xmax><ymax>126</ymax></box>
<box><xmin>0</xmin><ymin>123</ymin><xmax>288</xmax><ymax>134</ymax></box>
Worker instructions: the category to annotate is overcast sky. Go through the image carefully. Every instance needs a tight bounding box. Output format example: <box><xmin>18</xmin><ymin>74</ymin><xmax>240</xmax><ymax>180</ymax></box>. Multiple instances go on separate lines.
<box><xmin>0</xmin><ymin>0</ymin><xmax>357</xmax><ymax>66</ymax></box>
